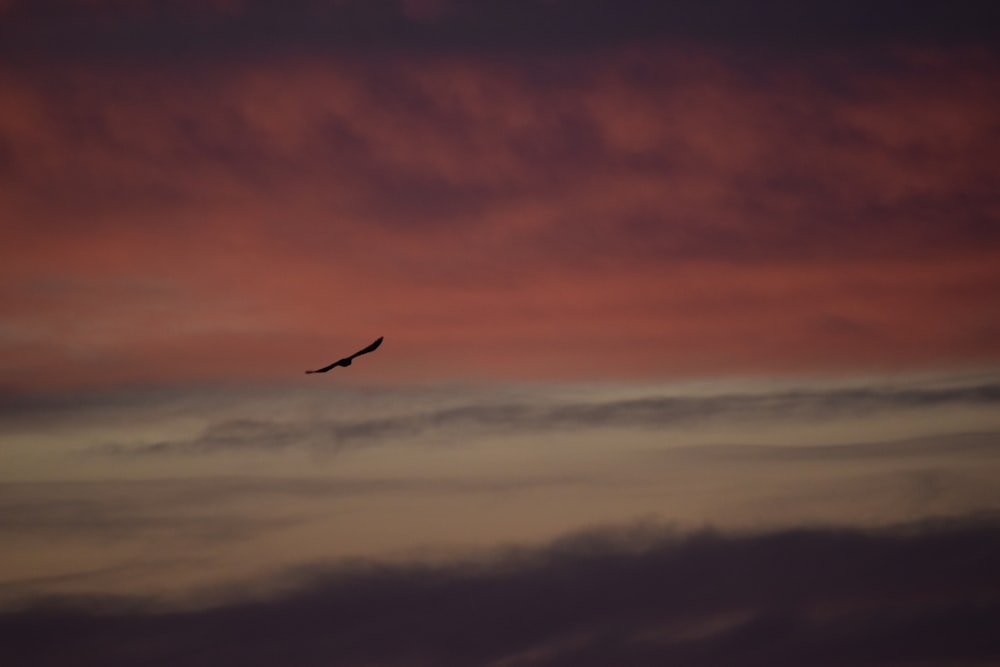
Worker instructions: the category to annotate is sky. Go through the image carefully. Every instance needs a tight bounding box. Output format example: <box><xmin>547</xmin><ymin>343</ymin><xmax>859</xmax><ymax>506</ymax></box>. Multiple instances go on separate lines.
<box><xmin>1</xmin><ymin>1</ymin><xmax>1000</xmax><ymax>664</ymax></box>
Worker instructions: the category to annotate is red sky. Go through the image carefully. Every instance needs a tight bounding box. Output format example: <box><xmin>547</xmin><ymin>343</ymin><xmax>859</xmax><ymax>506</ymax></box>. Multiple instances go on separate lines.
<box><xmin>2</xmin><ymin>2</ymin><xmax>1000</xmax><ymax>390</ymax></box>
<box><xmin>3</xmin><ymin>39</ymin><xmax>999</xmax><ymax>389</ymax></box>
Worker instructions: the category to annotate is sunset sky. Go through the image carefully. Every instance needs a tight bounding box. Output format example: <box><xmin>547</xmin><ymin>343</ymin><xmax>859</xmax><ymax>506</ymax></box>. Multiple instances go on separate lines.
<box><xmin>2</xmin><ymin>1</ymin><xmax>1000</xmax><ymax>665</ymax></box>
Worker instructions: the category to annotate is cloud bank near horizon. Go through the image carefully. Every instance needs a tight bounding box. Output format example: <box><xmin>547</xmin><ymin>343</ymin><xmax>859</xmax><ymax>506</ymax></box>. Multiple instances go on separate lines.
<box><xmin>3</xmin><ymin>372</ymin><xmax>999</xmax><ymax>607</ymax></box>
<box><xmin>2</xmin><ymin>516</ymin><xmax>999</xmax><ymax>666</ymax></box>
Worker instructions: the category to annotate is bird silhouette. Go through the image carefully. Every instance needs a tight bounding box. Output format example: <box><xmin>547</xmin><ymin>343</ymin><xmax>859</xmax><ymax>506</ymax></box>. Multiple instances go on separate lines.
<box><xmin>306</xmin><ymin>336</ymin><xmax>383</xmax><ymax>374</ymax></box>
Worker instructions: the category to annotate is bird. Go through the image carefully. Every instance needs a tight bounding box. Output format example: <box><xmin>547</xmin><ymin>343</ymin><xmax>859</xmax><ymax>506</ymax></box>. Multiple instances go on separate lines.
<box><xmin>306</xmin><ymin>336</ymin><xmax>384</xmax><ymax>374</ymax></box>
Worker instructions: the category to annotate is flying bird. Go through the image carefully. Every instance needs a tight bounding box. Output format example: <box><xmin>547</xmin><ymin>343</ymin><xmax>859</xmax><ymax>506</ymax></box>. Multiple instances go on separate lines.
<box><xmin>306</xmin><ymin>336</ymin><xmax>384</xmax><ymax>374</ymax></box>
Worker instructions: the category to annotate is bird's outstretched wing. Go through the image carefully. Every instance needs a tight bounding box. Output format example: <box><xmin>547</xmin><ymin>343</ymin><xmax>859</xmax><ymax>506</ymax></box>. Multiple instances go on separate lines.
<box><xmin>348</xmin><ymin>335</ymin><xmax>384</xmax><ymax>360</ymax></box>
<box><xmin>306</xmin><ymin>336</ymin><xmax>383</xmax><ymax>374</ymax></box>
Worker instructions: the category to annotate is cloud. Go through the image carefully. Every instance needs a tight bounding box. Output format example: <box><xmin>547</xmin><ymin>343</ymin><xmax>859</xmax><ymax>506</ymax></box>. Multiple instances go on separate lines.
<box><xmin>2</xmin><ymin>39</ymin><xmax>999</xmax><ymax>388</ymax></box>
<box><xmin>96</xmin><ymin>380</ymin><xmax>1000</xmax><ymax>455</ymax></box>
<box><xmin>0</xmin><ymin>479</ymin><xmax>293</xmax><ymax>542</ymax></box>
<box><xmin>668</xmin><ymin>430</ymin><xmax>1000</xmax><ymax>462</ymax></box>
<box><xmin>6</xmin><ymin>48</ymin><xmax>998</xmax><ymax>255</ymax></box>
<box><xmin>0</xmin><ymin>474</ymin><xmax>586</xmax><ymax>543</ymax></box>
<box><xmin>2</xmin><ymin>0</ymin><xmax>999</xmax><ymax>60</ymax></box>
<box><xmin>2</xmin><ymin>516</ymin><xmax>998</xmax><ymax>666</ymax></box>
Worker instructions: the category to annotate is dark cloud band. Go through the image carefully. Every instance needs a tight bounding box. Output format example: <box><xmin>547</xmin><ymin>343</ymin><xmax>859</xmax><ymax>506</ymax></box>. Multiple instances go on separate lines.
<box><xmin>2</xmin><ymin>516</ymin><xmax>998</xmax><ymax>666</ymax></box>
<box><xmin>3</xmin><ymin>0</ymin><xmax>1000</xmax><ymax>60</ymax></box>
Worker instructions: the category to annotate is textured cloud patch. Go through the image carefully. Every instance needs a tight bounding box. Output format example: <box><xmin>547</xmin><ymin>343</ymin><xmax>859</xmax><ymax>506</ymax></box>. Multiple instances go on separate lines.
<box><xmin>2</xmin><ymin>44</ymin><xmax>999</xmax><ymax>387</ymax></box>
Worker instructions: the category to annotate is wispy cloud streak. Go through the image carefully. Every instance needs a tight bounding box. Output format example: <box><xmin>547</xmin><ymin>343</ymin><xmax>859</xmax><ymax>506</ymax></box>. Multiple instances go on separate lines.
<box><xmin>95</xmin><ymin>380</ymin><xmax>1000</xmax><ymax>455</ymax></box>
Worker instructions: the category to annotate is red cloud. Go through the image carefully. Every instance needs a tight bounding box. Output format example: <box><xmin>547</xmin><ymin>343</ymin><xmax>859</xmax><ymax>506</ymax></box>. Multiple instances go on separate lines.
<box><xmin>2</xmin><ymin>48</ymin><xmax>998</xmax><ymax>389</ymax></box>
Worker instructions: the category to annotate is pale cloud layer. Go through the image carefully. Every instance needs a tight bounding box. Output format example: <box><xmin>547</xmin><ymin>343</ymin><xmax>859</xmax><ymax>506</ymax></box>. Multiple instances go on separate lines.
<box><xmin>3</xmin><ymin>372</ymin><xmax>999</xmax><ymax>604</ymax></box>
